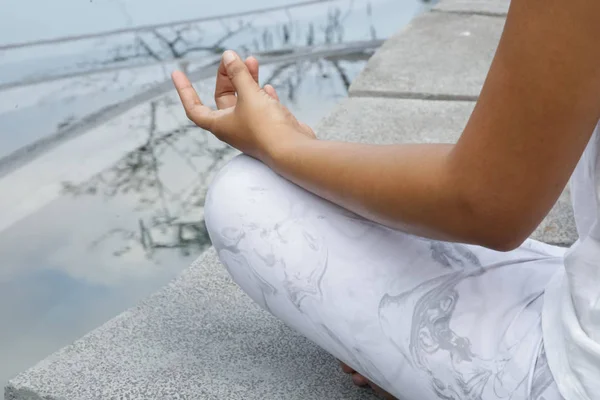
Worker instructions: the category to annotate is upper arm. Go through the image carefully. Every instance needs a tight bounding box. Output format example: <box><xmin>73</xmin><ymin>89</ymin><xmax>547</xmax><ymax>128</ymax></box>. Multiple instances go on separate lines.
<box><xmin>449</xmin><ymin>0</ymin><xmax>600</xmax><ymax>249</ymax></box>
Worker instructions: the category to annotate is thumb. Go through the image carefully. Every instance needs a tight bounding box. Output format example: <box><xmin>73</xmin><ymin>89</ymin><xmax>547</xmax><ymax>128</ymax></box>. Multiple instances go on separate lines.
<box><xmin>223</xmin><ymin>50</ymin><xmax>259</xmax><ymax>99</ymax></box>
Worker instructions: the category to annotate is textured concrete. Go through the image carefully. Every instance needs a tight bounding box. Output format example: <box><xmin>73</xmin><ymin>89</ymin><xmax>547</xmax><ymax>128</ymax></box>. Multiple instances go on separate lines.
<box><xmin>6</xmin><ymin>248</ymin><xmax>377</xmax><ymax>400</ymax></box>
<box><xmin>317</xmin><ymin>97</ymin><xmax>577</xmax><ymax>247</ymax></box>
<box><xmin>316</xmin><ymin>96</ymin><xmax>472</xmax><ymax>144</ymax></box>
<box><xmin>349</xmin><ymin>12</ymin><xmax>504</xmax><ymax>99</ymax></box>
<box><xmin>433</xmin><ymin>0</ymin><xmax>510</xmax><ymax>16</ymax></box>
<box><xmin>531</xmin><ymin>189</ymin><xmax>578</xmax><ymax>247</ymax></box>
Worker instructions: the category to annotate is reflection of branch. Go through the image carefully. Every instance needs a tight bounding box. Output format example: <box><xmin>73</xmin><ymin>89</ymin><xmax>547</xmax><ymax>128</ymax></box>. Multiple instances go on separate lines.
<box><xmin>107</xmin><ymin>21</ymin><xmax>252</xmax><ymax>65</ymax></box>
<box><xmin>323</xmin><ymin>8</ymin><xmax>344</xmax><ymax>44</ymax></box>
<box><xmin>147</xmin><ymin>101</ymin><xmax>171</xmax><ymax>218</ymax></box>
<box><xmin>212</xmin><ymin>22</ymin><xmax>252</xmax><ymax>49</ymax></box>
<box><xmin>366</xmin><ymin>1</ymin><xmax>377</xmax><ymax>40</ymax></box>
<box><xmin>55</xmin><ymin>2</ymin><xmax>382</xmax><ymax>260</ymax></box>
<box><xmin>306</xmin><ymin>23</ymin><xmax>315</xmax><ymax>46</ymax></box>
<box><xmin>61</xmin><ymin>99</ymin><xmax>186</xmax><ymax>201</ymax></box>
<box><xmin>177</xmin><ymin>145</ymin><xmax>232</xmax><ymax>213</ymax></box>
<box><xmin>264</xmin><ymin>62</ymin><xmax>295</xmax><ymax>85</ymax></box>
<box><xmin>0</xmin><ymin>0</ymin><xmax>342</xmax><ymax>51</ymax></box>
<box><xmin>152</xmin><ymin>29</ymin><xmax>183</xmax><ymax>58</ymax></box>
<box><xmin>137</xmin><ymin>37</ymin><xmax>162</xmax><ymax>61</ymax></box>
<box><xmin>63</xmin><ymin>97</ymin><xmax>234</xmax><ymax>258</ymax></box>
<box><xmin>89</xmin><ymin>228</ymin><xmax>136</xmax><ymax>257</ymax></box>
<box><xmin>329</xmin><ymin>60</ymin><xmax>351</xmax><ymax>90</ymax></box>
<box><xmin>162</xmin><ymin>136</ymin><xmax>200</xmax><ymax>173</ymax></box>
<box><xmin>7</xmin><ymin>1</ymin><xmax>384</xmax><ymax>92</ymax></box>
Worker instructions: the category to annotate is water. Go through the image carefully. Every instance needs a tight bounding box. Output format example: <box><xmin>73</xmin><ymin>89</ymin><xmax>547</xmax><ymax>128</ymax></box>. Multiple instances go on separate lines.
<box><xmin>0</xmin><ymin>0</ymin><xmax>426</xmax><ymax>393</ymax></box>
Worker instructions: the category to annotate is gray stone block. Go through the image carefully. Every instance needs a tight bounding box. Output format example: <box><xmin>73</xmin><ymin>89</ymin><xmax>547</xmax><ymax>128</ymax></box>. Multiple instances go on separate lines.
<box><xmin>349</xmin><ymin>12</ymin><xmax>504</xmax><ymax>99</ymax></box>
<box><xmin>531</xmin><ymin>188</ymin><xmax>578</xmax><ymax>247</ymax></box>
<box><xmin>433</xmin><ymin>0</ymin><xmax>510</xmax><ymax>16</ymax></box>
<box><xmin>316</xmin><ymin>96</ymin><xmax>473</xmax><ymax>144</ymax></box>
<box><xmin>6</xmin><ymin>248</ymin><xmax>377</xmax><ymax>400</ymax></box>
<box><xmin>317</xmin><ymin>97</ymin><xmax>577</xmax><ymax>247</ymax></box>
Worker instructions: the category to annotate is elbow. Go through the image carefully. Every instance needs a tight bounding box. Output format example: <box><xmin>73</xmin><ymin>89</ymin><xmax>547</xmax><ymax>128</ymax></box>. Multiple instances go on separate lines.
<box><xmin>443</xmin><ymin>157</ymin><xmax>546</xmax><ymax>252</ymax></box>
<box><xmin>477</xmin><ymin>229</ymin><xmax>529</xmax><ymax>252</ymax></box>
<box><xmin>457</xmin><ymin>196</ymin><xmax>535</xmax><ymax>252</ymax></box>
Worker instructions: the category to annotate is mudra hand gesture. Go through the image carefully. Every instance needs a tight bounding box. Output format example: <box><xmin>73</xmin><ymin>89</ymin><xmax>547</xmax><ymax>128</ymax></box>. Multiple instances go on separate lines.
<box><xmin>171</xmin><ymin>50</ymin><xmax>316</xmax><ymax>166</ymax></box>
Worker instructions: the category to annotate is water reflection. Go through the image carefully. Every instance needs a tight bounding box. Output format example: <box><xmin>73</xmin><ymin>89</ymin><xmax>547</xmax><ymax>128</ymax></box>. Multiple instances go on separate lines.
<box><xmin>0</xmin><ymin>0</ymin><xmax>426</xmax><ymax>394</ymax></box>
<box><xmin>0</xmin><ymin>0</ymin><xmax>416</xmax><ymax>179</ymax></box>
<box><xmin>0</xmin><ymin>0</ymin><xmax>399</xmax><ymax>88</ymax></box>
<box><xmin>59</xmin><ymin>56</ymin><xmax>365</xmax><ymax>260</ymax></box>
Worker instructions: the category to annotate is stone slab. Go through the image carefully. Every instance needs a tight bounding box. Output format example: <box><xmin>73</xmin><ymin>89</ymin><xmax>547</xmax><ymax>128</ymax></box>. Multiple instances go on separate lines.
<box><xmin>531</xmin><ymin>189</ymin><xmax>578</xmax><ymax>247</ymax></box>
<box><xmin>6</xmin><ymin>248</ymin><xmax>377</xmax><ymax>400</ymax></box>
<box><xmin>349</xmin><ymin>12</ymin><xmax>504</xmax><ymax>99</ymax></box>
<box><xmin>316</xmin><ymin>96</ymin><xmax>472</xmax><ymax>144</ymax></box>
<box><xmin>316</xmin><ymin>97</ymin><xmax>577</xmax><ymax>247</ymax></box>
<box><xmin>433</xmin><ymin>0</ymin><xmax>510</xmax><ymax>16</ymax></box>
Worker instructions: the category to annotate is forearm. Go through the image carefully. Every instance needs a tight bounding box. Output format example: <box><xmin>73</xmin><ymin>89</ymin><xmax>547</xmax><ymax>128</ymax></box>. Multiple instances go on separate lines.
<box><xmin>267</xmin><ymin>139</ymin><xmax>478</xmax><ymax>243</ymax></box>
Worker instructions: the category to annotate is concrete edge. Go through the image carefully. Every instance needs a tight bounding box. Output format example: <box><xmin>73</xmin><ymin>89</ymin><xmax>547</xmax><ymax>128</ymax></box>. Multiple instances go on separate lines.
<box><xmin>430</xmin><ymin>8</ymin><xmax>507</xmax><ymax>18</ymax></box>
<box><xmin>5</xmin><ymin>386</ymin><xmax>52</xmax><ymax>400</ymax></box>
<box><xmin>432</xmin><ymin>0</ymin><xmax>510</xmax><ymax>17</ymax></box>
<box><xmin>349</xmin><ymin>89</ymin><xmax>478</xmax><ymax>101</ymax></box>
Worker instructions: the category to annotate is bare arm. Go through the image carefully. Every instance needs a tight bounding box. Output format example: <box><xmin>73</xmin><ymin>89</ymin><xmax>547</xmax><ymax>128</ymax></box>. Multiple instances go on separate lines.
<box><xmin>268</xmin><ymin>0</ymin><xmax>600</xmax><ymax>250</ymax></box>
<box><xmin>173</xmin><ymin>0</ymin><xmax>600</xmax><ymax>251</ymax></box>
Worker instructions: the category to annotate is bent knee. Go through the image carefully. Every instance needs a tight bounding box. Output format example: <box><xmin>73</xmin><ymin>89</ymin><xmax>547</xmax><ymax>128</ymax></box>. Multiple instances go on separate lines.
<box><xmin>205</xmin><ymin>155</ymin><xmax>329</xmax><ymax>310</ymax></box>
<box><xmin>204</xmin><ymin>154</ymin><xmax>288</xmax><ymax>243</ymax></box>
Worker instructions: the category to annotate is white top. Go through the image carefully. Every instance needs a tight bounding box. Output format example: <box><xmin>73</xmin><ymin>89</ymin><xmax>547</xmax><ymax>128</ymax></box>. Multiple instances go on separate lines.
<box><xmin>543</xmin><ymin>123</ymin><xmax>600</xmax><ymax>400</ymax></box>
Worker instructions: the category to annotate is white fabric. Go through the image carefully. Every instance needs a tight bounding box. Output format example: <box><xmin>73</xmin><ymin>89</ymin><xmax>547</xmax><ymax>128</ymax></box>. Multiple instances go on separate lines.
<box><xmin>206</xmin><ymin>155</ymin><xmax>565</xmax><ymax>400</ymax></box>
<box><xmin>543</xmin><ymin>125</ymin><xmax>600</xmax><ymax>400</ymax></box>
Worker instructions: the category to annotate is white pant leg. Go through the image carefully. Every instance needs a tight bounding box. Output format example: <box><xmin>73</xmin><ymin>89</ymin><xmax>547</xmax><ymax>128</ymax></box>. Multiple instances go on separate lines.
<box><xmin>205</xmin><ymin>155</ymin><xmax>565</xmax><ymax>400</ymax></box>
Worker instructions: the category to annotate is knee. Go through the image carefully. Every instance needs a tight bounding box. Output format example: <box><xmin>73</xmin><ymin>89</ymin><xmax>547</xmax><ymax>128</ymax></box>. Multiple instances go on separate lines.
<box><xmin>205</xmin><ymin>154</ymin><xmax>329</xmax><ymax>311</ymax></box>
<box><xmin>204</xmin><ymin>154</ymin><xmax>282</xmax><ymax>245</ymax></box>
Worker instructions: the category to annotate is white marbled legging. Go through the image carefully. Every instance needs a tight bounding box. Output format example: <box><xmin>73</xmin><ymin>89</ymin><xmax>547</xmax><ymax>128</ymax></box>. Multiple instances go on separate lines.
<box><xmin>204</xmin><ymin>155</ymin><xmax>565</xmax><ymax>400</ymax></box>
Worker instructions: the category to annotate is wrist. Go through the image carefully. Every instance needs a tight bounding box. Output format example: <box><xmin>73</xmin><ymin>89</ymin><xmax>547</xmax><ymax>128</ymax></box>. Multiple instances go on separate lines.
<box><xmin>263</xmin><ymin>128</ymin><xmax>315</xmax><ymax>171</ymax></box>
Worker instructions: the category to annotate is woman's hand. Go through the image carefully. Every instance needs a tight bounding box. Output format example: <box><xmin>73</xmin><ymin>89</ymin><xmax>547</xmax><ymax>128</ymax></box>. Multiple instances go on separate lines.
<box><xmin>171</xmin><ymin>50</ymin><xmax>316</xmax><ymax>164</ymax></box>
<box><xmin>168</xmin><ymin>0</ymin><xmax>600</xmax><ymax>252</ymax></box>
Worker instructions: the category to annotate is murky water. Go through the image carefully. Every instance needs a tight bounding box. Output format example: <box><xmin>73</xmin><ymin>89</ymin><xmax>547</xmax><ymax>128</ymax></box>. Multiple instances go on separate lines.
<box><xmin>0</xmin><ymin>0</ymin><xmax>427</xmax><ymax>392</ymax></box>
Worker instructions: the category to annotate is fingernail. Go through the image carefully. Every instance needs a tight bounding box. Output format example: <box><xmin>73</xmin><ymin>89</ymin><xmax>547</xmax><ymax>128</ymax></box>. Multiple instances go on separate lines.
<box><xmin>223</xmin><ymin>50</ymin><xmax>236</xmax><ymax>65</ymax></box>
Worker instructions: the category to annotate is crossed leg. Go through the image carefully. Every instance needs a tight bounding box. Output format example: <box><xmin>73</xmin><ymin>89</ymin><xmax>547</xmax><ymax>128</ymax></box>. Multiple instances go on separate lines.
<box><xmin>205</xmin><ymin>155</ymin><xmax>565</xmax><ymax>400</ymax></box>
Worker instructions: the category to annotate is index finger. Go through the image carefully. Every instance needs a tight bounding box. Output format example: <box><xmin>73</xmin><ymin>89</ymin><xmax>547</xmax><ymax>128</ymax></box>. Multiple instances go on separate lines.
<box><xmin>171</xmin><ymin>71</ymin><xmax>215</xmax><ymax>130</ymax></box>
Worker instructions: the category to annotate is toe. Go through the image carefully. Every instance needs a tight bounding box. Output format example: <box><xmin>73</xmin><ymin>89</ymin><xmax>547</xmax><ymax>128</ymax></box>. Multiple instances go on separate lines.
<box><xmin>351</xmin><ymin>373</ymin><xmax>370</xmax><ymax>387</ymax></box>
<box><xmin>339</xmin><ymin>361</ymin><xmax>355</xmax><ymax>374</ymax></box>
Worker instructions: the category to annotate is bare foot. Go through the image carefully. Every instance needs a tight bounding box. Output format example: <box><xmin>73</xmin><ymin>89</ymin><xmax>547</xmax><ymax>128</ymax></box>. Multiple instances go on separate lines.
<box><xmin>339</xmin><ymin>362</ymin><xmax>397</xmax><ymax>400</ymax></box>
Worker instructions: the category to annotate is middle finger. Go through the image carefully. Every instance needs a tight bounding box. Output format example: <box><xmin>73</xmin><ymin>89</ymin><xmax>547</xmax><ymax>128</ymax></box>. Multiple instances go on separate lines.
<box><xmin>215</xmin><ymin>56</ymin><xmax>259</xmax><ymax>109</ymax></box>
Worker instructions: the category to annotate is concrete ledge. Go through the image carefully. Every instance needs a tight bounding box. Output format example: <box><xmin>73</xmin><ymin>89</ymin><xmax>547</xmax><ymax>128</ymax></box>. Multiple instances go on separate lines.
<box><xmin>349</xmin><ymin>12</ymin><xmax>504</xmax><ymax>99</ymax></box>
<box><xmin>6</xmin><ymin>248</ymin><xmax>377</xmax><ymax>400</ymax></box>
<box><xmin>433</xmin><ymin>0</ymin><xmax>510</xmax><ymax>16</ymax></box>
<box><xmin>531</xmin><ymin>189</ymin><xmax>577</xmax><ymax>247</ymax></box>
<box><xmin>316</xmin><ymin>97</ymin><xmax>473</xmax><ymax>144</ymax></box>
